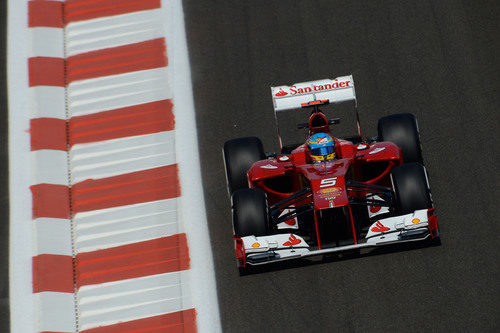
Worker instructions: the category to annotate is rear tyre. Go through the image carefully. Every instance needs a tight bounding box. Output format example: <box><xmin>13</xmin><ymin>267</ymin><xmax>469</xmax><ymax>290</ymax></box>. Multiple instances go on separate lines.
<box><xmin>223</xmin><ymin>137</ymin><xmax>265</xmax><ymax>195</ymax></box>
<box><xmin>378</xmin><ymin>113</ymin><xmax>423</xmax><ymax>164</ymax></box>
<box><xmin>232</xmin><ymin>188</ymin><xmax>269</xmax><ymax>237</ymax></box>
<box><xmin>391</xmin><ymin>163</ymin><xmax>432</xmax><ymax>214</ymax></box>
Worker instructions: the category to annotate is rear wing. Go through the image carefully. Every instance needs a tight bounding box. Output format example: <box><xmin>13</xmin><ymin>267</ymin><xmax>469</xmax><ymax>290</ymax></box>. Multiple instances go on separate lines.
<box><xmin>271</xmin><ymin>75</ymin><xmax>356</xmax><ymax>112</ymax></box>
<box><xmin>270</xmin><ymin>75</ymin><xmax>362</xmax><ymax>148</ymax></box>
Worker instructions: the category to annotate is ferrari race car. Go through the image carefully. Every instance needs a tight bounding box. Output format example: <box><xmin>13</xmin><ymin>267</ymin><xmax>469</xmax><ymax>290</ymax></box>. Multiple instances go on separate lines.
<box><xmin>223</xmin><ymin>75</ymin><xmax>440</xmax><ymax>273</ymax></box>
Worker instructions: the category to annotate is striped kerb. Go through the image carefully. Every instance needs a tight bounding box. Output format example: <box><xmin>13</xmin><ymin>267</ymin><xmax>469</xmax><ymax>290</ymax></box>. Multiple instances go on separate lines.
<box><xmin>71</xmin><ymin>165</ymin><xmax>180</xmax><ymax>213</ymax></box>
<box><xmin>67</xmin><ymin>38</ymin><xmax>167</xmax><ymax>83</ymax></box>
<box><xmin>65</xmin><ymin>0</ymin><xmax>162</xmax><ymax>23</ymax></box>
<box><xmin>29</xmin><ymin>57</ymin><xmax>65</xmax><ymax>87</ymax></box>
<box><xmin>69</xmin><ymin>100</ymin><xmax>174</xmax><ymax>145</ymax></box>
<box><xmin>30</xmin><ymin>118</ymin><xmax>68</xmax><ymax>151</ymax></box>
<box><xmin>80</xmin><ymin>309</ymin><xmax>197</xmax><ymax>333</ymax></box>
<box><xmin>31</xmin><ymin>184</ymin><xmax>70</xmax><ymax>219</ymax></box>
<box><xmin>33</xmin><ymin>254</ymin><xmax>74</xmax><ymax>293</ymax></box>
<box><xmin>75</xmin><ymin>235</ymin><xmax>190</xmax><ymax>288</ymax></box>
<box><xmin>28</xmin><ymin>0</ymin><xmax>64</xmax><ymax>28</ymax></box>
<box><xmin>28</xmin><ymin>0</ymin><xmax>198</xmax><ymax>331</ymax></box>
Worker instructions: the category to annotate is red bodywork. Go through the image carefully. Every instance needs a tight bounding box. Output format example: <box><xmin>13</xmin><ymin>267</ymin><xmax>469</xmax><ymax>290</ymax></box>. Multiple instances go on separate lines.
<box><xmin>246</xmin><ymin>111</ymin><xmax>403</xmax><ymax>248</ymax></box>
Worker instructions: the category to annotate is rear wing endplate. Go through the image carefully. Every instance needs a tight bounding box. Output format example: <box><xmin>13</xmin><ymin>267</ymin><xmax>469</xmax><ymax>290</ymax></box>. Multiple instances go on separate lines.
<box><xmin>271</xmin><ymin>75</ymin><xmax>356</xmax><ymax>112</ymax></box>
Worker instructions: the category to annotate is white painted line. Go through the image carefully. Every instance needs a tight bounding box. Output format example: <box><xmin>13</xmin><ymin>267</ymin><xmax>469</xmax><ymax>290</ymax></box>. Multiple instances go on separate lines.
<box><xmin>163</xmin><ymin>0</ymin><xmax>222</xmax><ymax>332</ymax></box>
<box><xmin>68</xmin><ymin>67</ymin><xmax>172</xmax><ymax>117</ymax></box>
<box><xmin>70</xmin><ymin>131</ymin><xmax>176</xmax><ymax>184</ymax></box>
<box><xmin>8</xmin><ymin>0</ymin><xmax>37</xmax><ymax>331</ymax></box>
<box><xmin>77</xmin><ymin>271</ymin><xmax>192</xmax><ymax>331</ymax></box>
<box><xmin>66</xmin><ymin>9</ymin><xmax>165</xmax><ymax>56</ymax></box>
<box><xmin>74</xmin><ymin>199</ymin><xmax>180</xmax><ymax>253</ymax></box>
<box><xmin>34</xmin><ymin>292</ymin><xmax>77</xmax><ymax>333</ymax></box>
<box><xmin>33</xmin><ymin>218</ymin><xmax>73</xmax><ymax>256</ymax></box>
<box><xmin>29</xmin><ymin>28</ymin><xmax>64</xmax><ymax>58</ymax></box>
<box><xmin>31</xmin><ymin>150</ymin><xmax>69</xmax><ymax>185</ymax></box>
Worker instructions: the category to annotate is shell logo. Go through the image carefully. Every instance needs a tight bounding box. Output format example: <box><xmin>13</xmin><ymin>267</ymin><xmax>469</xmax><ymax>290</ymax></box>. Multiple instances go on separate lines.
<box><xmin>411</xmin><ymin>218</ymin><xmax>421</xmax><ymax>224</ymax></box>
<box><xmin>252</xmin><ymin>242</ymin><xmax>260</xmax><ymax>248</ymax></box>
<box><xmin>319</xmin><ymin>187</ymin><xmax>341</xmax><ymax>194</ymax></box>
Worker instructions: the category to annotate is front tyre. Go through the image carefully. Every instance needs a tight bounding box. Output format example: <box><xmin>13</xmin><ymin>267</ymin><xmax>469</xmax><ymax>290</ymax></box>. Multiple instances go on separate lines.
<box><xmin>391</xmin><ymin>163</ymin><xmax>432</xmax><ymax>215</ymax></box>
<box><xmin>232</xmin><ymin>188</ymin><xmax>269</xmax><ymax>237</ymax></box>
<box><xmin>223</xmin><ymin>137</ymin><xmax>265</xmax><ymax>195</ymax></box>
<box><xmin>378</xmin><ymin>113</ymin><xmax>424</xmax><ymax>164</ymax></box>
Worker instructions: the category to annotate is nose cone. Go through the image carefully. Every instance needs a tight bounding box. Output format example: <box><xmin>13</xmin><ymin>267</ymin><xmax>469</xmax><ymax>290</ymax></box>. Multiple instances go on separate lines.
<box><xmin>311</xmin><ymin>175</ymin><xmax>349</xmax><ymax>209</ymax></box>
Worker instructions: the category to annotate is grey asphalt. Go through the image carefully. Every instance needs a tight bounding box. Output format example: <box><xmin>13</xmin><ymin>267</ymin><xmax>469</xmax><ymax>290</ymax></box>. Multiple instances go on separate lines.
<box><xmin>184</xmin><ymin>0</ymin><xmax>499</xmax><ymax>332</ymax></box>
<box><xmin>1</xmin><ymin>0</ymin><xmax>9</xmax><ymax>330</ymax></box>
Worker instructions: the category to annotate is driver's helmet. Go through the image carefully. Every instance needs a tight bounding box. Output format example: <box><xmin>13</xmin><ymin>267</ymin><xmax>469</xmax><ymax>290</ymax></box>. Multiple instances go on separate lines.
<box><xmin>307</xmin><ymin>133</ymin><xmax>336</xmax><ymax>164</ymax></box>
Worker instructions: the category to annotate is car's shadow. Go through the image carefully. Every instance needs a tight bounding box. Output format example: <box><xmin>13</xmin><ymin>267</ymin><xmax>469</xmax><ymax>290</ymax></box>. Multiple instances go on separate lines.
<box><xmin>239</xmin><ymin>237</ymin><xmax>442</xmax><ymax>276</ymax></box>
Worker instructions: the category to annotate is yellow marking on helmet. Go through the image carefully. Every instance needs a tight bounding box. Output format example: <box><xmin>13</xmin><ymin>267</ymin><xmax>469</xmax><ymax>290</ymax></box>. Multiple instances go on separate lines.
<box><xmin>311</xmin><ymin>155</ymin><xmax>324</xmax><ymax>161</ymax></box>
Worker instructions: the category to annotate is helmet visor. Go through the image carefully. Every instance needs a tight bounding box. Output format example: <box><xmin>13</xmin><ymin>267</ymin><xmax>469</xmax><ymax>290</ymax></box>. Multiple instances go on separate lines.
<box><xmin>310</xmin><ymin>146</ymin><xmax>334</xmax><ymax>157</ymax></box>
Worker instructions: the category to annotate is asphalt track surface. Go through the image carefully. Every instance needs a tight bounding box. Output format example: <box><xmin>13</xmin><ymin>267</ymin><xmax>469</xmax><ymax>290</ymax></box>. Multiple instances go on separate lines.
<box><xmin>1</xmin><ymin>0</ymin><xmax>9</xmax><ymax>330</ymax></box>
<box><xmin>184</xmin><ymin>1</ymin><xmax>499</xmax><ymax>332</ymax></box>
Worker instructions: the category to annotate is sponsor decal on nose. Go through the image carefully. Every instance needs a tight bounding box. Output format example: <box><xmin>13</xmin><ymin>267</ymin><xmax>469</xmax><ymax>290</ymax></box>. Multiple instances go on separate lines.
<box><xmin>371</xmin><ymin>221</ymin><xmax>389</xmax><ymax>233</ymax></box>
<box><xmin>283</xmin><ymin>234</ymin><xmax>301</xmax><ymax>246</ymax></box>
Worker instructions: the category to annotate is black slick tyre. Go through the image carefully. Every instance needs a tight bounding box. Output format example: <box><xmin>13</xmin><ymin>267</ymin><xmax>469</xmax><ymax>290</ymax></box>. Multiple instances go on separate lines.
<box><xmin>223</xmin><ymin>137</ymin><xmax>265</xmax><ymax>195</ymax></box>
<box><xmin>232</xmin><ymin>188</ymin><xmax>269</xmax><ymax>237</ymax></box>
<box><xmin>391</xmin><ymin>163</ymin><xmax>432</xmax><ymax>215</ymax></box>
<box><xmin>378</xmin><ymin>113</ymin><xmax>424</xmax><ymax>164</ymax></box>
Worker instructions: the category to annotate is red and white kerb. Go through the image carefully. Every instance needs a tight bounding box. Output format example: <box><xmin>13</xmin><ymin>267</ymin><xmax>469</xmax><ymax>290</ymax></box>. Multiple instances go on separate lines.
<box><xmin>29</xmin><ymin>0</ymin><xmax>196</xmax><ymax>332</ymax></box>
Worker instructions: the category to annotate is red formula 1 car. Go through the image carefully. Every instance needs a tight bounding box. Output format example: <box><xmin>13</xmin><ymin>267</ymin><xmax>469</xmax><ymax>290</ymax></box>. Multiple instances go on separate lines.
<box><xmin>223</xmin><ymin>75</ymin><xmax>439</xmax><ymax>273</ymax></box>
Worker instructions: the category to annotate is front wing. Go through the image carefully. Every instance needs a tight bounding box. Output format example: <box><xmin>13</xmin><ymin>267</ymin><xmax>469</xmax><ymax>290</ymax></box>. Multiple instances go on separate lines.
<box><xmin>236</xmin><ymin>208</ymin><xmax>439</xmax><ymax>267</ymax></box>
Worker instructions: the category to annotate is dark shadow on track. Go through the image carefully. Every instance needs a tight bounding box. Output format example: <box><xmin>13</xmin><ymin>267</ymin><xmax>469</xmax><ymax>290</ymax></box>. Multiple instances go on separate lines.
<box><xmin>0</xmin><ymin>0</ymin><xmax>10</xmax><ymax>330</ymax></box>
